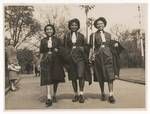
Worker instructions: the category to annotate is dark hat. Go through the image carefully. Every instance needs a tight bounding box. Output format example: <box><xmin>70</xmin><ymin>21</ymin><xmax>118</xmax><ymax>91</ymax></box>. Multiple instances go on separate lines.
<box><xmin>68</xmin><ymin>18</ymin><xmax>80</xmax><ymax>30</ymax></box>
<box><xmin>94</xmin><ymin>17</ymin><xmax>107</xmax><ymax>28</ymax></box>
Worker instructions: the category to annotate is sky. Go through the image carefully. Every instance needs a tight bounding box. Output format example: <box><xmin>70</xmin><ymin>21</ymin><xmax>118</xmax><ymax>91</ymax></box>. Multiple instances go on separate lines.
<box><xmin>33</xmin><ymin>3</ymin><xmax>147</xmax><ymax>34</ymax></box>
<box><xmin>4</xmin><ymin>3</ymin><xmax>148</xmax><ymax>50</ymax></box>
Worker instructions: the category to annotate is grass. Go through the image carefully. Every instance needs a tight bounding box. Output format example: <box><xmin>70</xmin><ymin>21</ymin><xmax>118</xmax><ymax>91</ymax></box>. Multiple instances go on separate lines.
<box><xmin>119</xmin><ymin>68</ymin><xmax>145</xmax><ymax>84</ymax></box>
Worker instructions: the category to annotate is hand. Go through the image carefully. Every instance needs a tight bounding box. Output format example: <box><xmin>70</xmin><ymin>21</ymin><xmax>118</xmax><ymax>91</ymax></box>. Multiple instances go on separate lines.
<box><xmin>37</xmin><ymin>59</ymin><xmax>41</xmax><ymax>67</ymax></box>
<box><xmin>114</xmin><ymin>43</ymin><xmax>118</xmax><ymax>47</ymax></box>
<box><xmin>79</xmin><ymin>46</ymin><xmax>84</xmax><ymax>51</ymax></box>
<box><xmin>115</xmin><ymin>75</ymin><xmax>119</xmax><ymax>79</ymax></box>
<box><xmin>89</xmin><ymin>52</ymin><xmax>95</xmax><ymax>64</ymax></box>
<box><xmin>36</xmin><ymin>61</ymin><xmax>41</xmax><ymax>71</ymax></box>
<box><xmin>101</xmin><ymin>45</ymin><xmax>105</xmax><ymax>48</ymax></box>
<box><xmin>54</xmin><ymin>48</ymin><xmax>58</xmax><ymax>52</ymax></box>
<box><xmin>38</xmin><ymin>65</ymin><xmax>41</xmax><ymax>71</ymax></box>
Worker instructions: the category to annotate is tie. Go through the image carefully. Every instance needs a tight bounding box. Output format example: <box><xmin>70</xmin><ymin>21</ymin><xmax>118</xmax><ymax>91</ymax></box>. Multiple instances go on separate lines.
<box><xmin>72</xmin><ymin>32</ymin><xmax>77</xmax><ymax>44</ymax></box>
<box><xmin>48</xmin><ymin>37</ymin><xmax>52</xmax><ymax>48</ymax></box>
<box><xmin>100</xmin><ymin>31</ymin><xmax>106</xmax><ymax>42</ymax></box>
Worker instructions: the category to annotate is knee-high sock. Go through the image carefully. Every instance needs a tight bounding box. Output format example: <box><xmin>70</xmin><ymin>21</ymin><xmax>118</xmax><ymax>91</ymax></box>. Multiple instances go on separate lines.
<box><xmin>53</xmin><ymin>83</ymin><xmax>58</xmax><ymax>96</ymax></box>
<box><xmin>99</xmin><ymin>81</ymin><xmax>105</xmax><ymax>94</ymax></box>
<box><xmin>108</xmin><ymin>81</ymin><xmax>113</xmax><ymax>96</ymax></box>
<box><xmin>72</xmin><ymin>80</ymin><xmax>78</xmax><ymax>95</ymax></box>
<box><xmin>79</xmin><ymin>77</ymin><xmax>85</xmax><ymax>95</ymax></box>
<box><xmin>47</xmin><ymin>85</ymin><xmax>52</xmax><ymax>99</ymax></box>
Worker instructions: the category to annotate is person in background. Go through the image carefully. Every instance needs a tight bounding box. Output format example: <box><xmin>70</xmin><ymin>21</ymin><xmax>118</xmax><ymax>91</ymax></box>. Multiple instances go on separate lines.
<box><xmin>26</xmin><ymin>63</ymin><xmax>32</xmax><ymax>74</ymax></box>
<box><xmin>6</xmin><ymin>39</ymin><xmax>21</xmax><ymax>91</ymax></box>
<box><xmin>33</xmin><ymin>53</ymin><xmax>40</xmax><ymax>77</ymax></box>
<box><xmin>5</xmin><ymin>38</ymin><xmax>9</xmax><ymax>89</ymax></box>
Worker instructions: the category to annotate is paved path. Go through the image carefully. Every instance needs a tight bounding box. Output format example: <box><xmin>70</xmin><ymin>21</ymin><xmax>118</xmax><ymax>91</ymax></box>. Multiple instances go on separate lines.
<box><xmin>5</xmin><ymin>75</ymin><xmax>145</xmax><ymax>109</ymax></box>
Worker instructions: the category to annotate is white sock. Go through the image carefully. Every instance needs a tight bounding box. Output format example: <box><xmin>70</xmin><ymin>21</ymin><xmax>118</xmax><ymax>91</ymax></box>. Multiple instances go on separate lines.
<box><xmin>80</xmin><ymin>91</ymin><xmax>83</xmax><ymax>95</ymax></box>
<box><xmin>47</xmin><ymin>85</ymin><xmax>52</xmax><ymax>99</ymax></box>
<box><xmin>11</xmin><ymin>82</ymin><xmax>16</xmax><ymax>89</ymax></box>
<box><xmin>109</xmin><ymin>92</ymin><xmax>113</xmax><ymax>96</ymax></box>
<box><xmin>47</xmin><ymin>94</ymin><xmax>51</xmax><ymax>99</ymax></box>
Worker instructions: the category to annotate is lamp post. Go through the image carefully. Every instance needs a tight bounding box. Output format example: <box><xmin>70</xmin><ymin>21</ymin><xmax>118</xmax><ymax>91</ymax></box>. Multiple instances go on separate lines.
<box><xmin>137</xmin><ymin>5</ymin><xmax>144</xmax><ymax>67</ymax></box>
<box><xmin>80</xmin><ymin>5</ymin><xmax>95</xmax><ymax>44</ymax></box>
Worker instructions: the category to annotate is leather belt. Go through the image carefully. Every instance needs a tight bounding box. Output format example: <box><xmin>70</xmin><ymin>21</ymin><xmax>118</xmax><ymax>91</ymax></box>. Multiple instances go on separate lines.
<box><xmin>72</xmin><ymin>46</ymin><xmax>76</xmax><ymax>49</ymax></box>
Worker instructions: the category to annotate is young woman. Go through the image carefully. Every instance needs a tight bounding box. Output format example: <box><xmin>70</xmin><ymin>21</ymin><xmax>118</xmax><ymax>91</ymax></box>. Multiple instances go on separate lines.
<box><xmin>63</xmin><ymin>18</ymin><xmax>91</xmax><ymax>103</ymax></box>
<box><xmin>39</xmin><ymin>24</ymin><xmax>65</xmax><ymax>106</ymax></box>
<box><xmin>89</xmin><ymin>17</ymin><xmax>124</xmax><ymax>103</ymax></box>
<box><xmin>33</xmin><ymin>53</ymin><xmax>40</xmax><ymax>77</ymax></box>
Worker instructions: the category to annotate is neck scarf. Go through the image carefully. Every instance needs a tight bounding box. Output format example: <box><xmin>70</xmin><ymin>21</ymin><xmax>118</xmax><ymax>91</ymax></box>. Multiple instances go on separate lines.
<box><xmin>100</xmin><ymin>31</ymin><xmax>106</xmax><ymax>42</ymax></box>
<box><xmin>48</xmin><ymin>37</ymin><xmax>52</xmax><ymax>48</ymax></box>
<box><xmin>71</xmin><ymin>32</ymin><xmax>77</xmax><ymax>44</ymax></box>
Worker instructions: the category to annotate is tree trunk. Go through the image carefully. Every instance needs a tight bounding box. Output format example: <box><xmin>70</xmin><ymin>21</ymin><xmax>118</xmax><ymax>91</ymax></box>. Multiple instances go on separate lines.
<box><xmin>86</xmin><ymin>13</ymin><xmax>89</xmax><ymax>44</ymax></box>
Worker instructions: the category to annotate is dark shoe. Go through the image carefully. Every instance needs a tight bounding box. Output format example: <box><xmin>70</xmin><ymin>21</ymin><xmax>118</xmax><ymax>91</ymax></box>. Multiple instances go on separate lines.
<box><xmin>108</xmin><ymin>96</ymin><xmax>115</xmax><ymax>104</ymax></box>
<box><xmin>72</xmin><ymin>95</ymin><xmax>79</xmax><ymax>102</ymax></box>
<box><xmin>45</xmin><ymin>99</ymin><xmax>52</xmax><ymax>106</ymax></box>
<box><xmin>79</xmin><ymin>95</ymin><xmax>85</xmax><ymax>103</ymax></box>
<box><xmin>101</xmin><ymin>94</ymin><xmax>107</xmax><ymax>101</ymax></box>
<box><xmin>52</xmin><ymin>96</ymin><xmax>57</xmax><ymax>103</ymax></box>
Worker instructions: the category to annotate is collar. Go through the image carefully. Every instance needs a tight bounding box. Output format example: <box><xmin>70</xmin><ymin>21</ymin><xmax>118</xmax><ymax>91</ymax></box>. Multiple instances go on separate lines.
<box><xmin>69</xmin><ymin>31</ymin><xmax>78</xmax><ymax>38</ymax></box>
<box><xmin>70</xmin><ymin>31</ymin><xmax>77</xmax><ymax>35</ymax></box>
<box><xmin>97</xmin><ymin>30</ymin><xmax>105</xmax><ymax>33</ymax></box>
<box><xmin>46</xmin><ymin>36</ymin><xmax>53</xmax><ymax>40</ymax></box>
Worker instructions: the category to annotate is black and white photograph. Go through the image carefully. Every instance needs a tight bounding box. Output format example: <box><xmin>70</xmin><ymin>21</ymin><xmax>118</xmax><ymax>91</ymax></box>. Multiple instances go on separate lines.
<box><xmin>1</xmin><ymin>0</ymin><xmax>148</xmax><ymax>111</ymax></box>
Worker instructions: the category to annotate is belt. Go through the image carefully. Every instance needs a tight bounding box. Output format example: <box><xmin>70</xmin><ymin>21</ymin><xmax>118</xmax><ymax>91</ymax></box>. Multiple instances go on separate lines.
<box><xmin>97</xmin><ymin>43</ymin><xmax>109</xmax><ymax>48</ymax></box>
<box><xmin>48</xmin><ymin>50</ymin><xmax>52</xmax><ymax>54</ymax></box>
<box><xmin>72</xmin><ymin>46</ymin><xmax>76</xmax><ymax>49</ymax></box>
<box><xmin>47</xmin><ymin>48</ymin><xmax>53</xmax><ymax>54</ymax></box>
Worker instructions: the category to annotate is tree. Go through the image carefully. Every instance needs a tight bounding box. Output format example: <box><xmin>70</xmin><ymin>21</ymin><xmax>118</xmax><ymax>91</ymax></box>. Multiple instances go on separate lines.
<box><xmin>87</xmin><ymin>17</ymin><xmax>95</xmax><ymax>31</ymax></box>
<box><xmin>5</xmin><ymin>6</ymin><xmax>41</xmax><ymax>48</ymax></box>
<box><xmin>17</xmin><ymin>48</ymin><xmax>33</xmax><ymax>73</ymax></box>
<box><xmin>110</xmin><ymin>24</ymin><xmax>145</xmax><ymax>67</ymax></box>
<box><xmin>17</xmin><ymin>6</ymin><xmax>70</xmax><ymax>52</ymax></box>
<box><xmin>44</xmin><ymin>6</ymin><xmax>70</xmax><ymax>41</ymax></box>
<box><xmin>110</xmin><ymin>24</ymin><xmax>127</xmax><ymax>42</ymax></box>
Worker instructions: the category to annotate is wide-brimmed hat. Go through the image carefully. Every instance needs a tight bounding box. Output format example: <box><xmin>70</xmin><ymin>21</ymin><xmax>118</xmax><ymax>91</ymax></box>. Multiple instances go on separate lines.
<box><xmin>94</xmin><ymin>17</ymin><xmax>107</xmax><ymax>28</ymax></box>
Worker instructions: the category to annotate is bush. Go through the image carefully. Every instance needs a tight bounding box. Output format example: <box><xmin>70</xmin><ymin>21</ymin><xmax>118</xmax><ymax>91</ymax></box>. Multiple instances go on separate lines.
<box><xmin>120</xmin><ymin>40</ymin><xmax>144</xmax><ymax>68</ymax></box>
<box><xmin>17</xmin><ymin>48</ymin><xmax>33</xmax><ymax>74</ymax></box>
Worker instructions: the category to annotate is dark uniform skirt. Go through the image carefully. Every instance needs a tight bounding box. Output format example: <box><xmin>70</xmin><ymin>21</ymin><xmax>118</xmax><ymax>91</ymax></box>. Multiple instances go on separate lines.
<box><xmin>65</xmin><ymin>47</ymin><xmax>91</xmax><ymax>83</ymax></box>
<box><xmin>64</xmin><ymin>47</ymin><xmax>85</xmax><ymax>80</ymax></box>
<box><xmin>66</xmin><ymin>60</ymin><xmax>85</xmax><ymax>81</ymax></box>
<box><xmin>93</xmin><ymin>45</ymin><xmax>115</xmax><ymax>82</ymax></box>
<box><xmin>60</xmin><ymin>46</ymin><xmax>92</xmax><ymax>84</ymax></box>
<box><xmin>40</xmin><ymin>53</ymin><xmax>65</xmax><ymax>86</ymax></box>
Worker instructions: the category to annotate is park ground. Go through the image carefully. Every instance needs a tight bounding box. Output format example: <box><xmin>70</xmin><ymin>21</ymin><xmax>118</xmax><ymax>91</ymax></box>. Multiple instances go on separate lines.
<box><xmin>5</xmin><ymin>68</ymin><xmax>145</xmax><ymax>109</ymax></box>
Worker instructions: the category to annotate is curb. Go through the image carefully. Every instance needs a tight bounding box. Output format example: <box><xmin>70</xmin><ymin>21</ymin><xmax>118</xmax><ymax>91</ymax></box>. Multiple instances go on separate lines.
<box><xmin>117</xmin><ymin>78</ymin><xmax>145</xmax><ymax>85</ymax></box>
